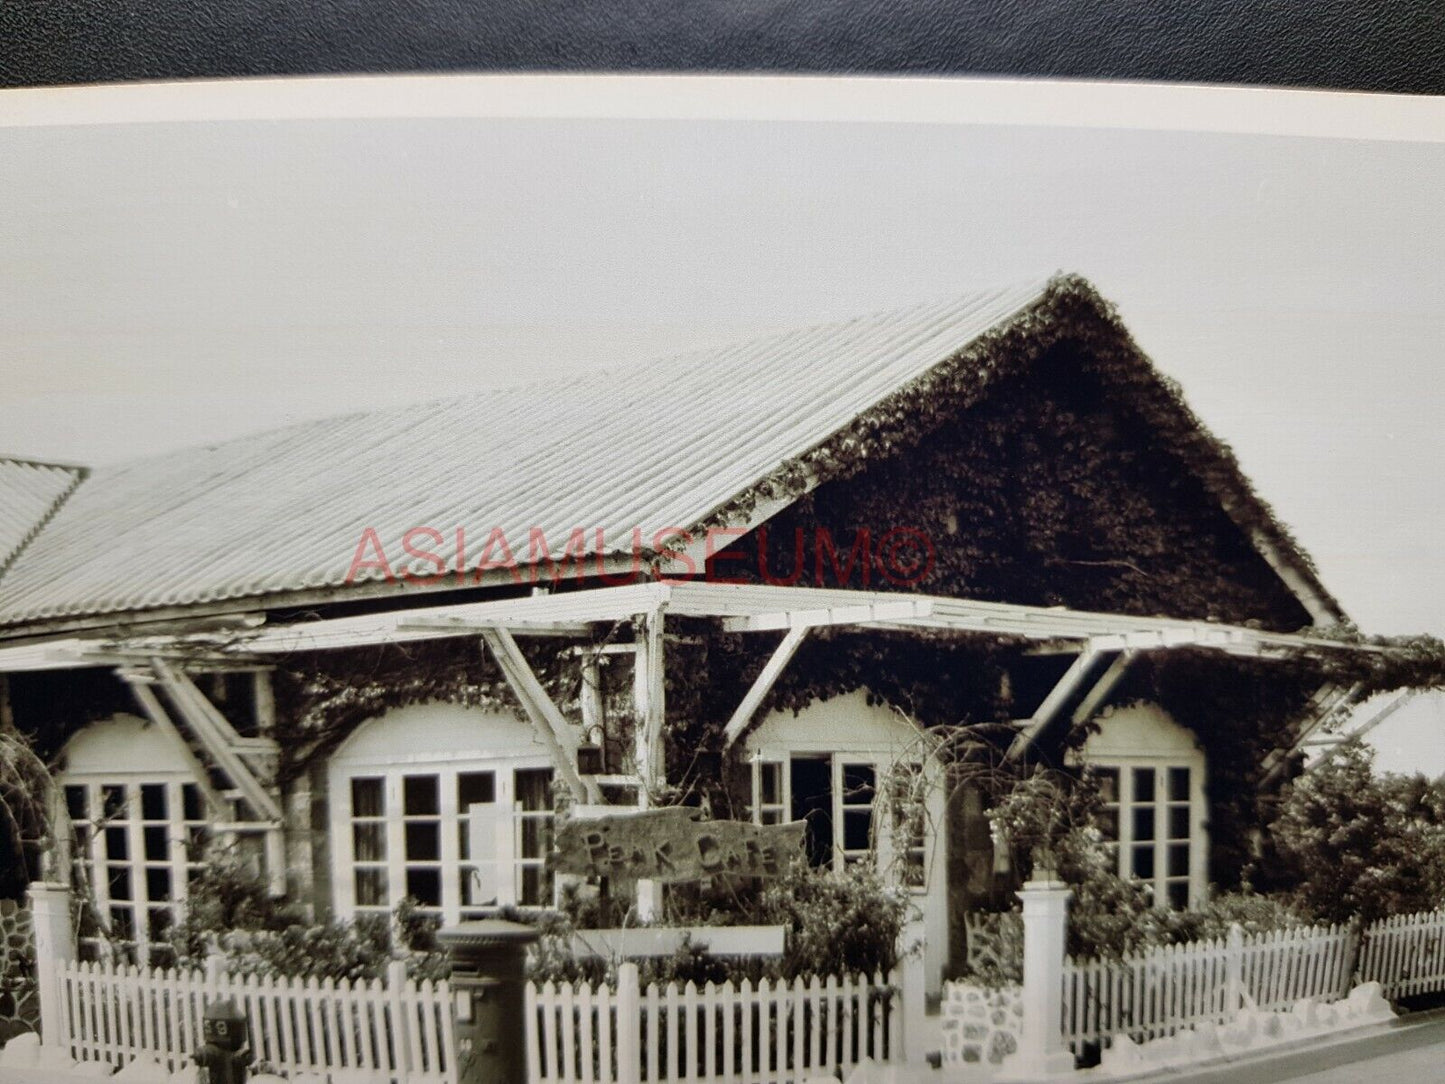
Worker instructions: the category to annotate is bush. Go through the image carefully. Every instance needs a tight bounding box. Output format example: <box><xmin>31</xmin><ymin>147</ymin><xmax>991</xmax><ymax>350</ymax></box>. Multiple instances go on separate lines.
<box><xmin>982</xmin><ymin>767</ymin><xmax>1305</xmax><ymax>964</ymax></box>
<box><xmin>1262</xmin><ymin>742</ymin><xmax>1445</xmax><ymax>924</ymax></box>
<box><xmin>523</xmin><ymin>860</ymin><xmax>913</xmax><ymax>986</ymax></box>
<box><xmin>757</xmin><ymin>861</ymin><xmax>913</xmax><ymax>980</ymax></box>
<box><xmin>168</xmin><ymin>849</ymin><xmax>448</xmax><ymax>981</ymax></box>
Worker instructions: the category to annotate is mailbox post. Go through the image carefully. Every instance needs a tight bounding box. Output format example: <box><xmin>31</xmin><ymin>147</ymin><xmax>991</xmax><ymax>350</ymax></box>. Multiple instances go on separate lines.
<box><xmin>438</xmin><ymin>919</ymin><xmax>539</xmax><ymax>1084</ymax></box>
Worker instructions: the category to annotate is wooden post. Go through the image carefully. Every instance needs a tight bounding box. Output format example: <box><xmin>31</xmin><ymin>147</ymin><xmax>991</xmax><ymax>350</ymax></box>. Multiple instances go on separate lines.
<box><xmin>616</xmin><ymin>962</ymin><xmax>642</xmax><ymax>1081</ymax></box>
<box><xmin>29</xmin><ymin>881</ymin><xmax>75</xmax><ymax>1051</ymax></box>
<box><xmin>897</xmin><ymin>922</ymin><xmax>929</xmax><ymax>1064</ymax></box>
<box><xmin>387</xmin><ymin>958</ymin><xmax>411</xmax><ymax>1077</ymax></box>
<box><xmin>633</xmin><ymin>607</ymin><xmax>666</xmax><ymax>921</ymax></box>
<box><xmin>997</xmin><ymin>875</ymin><xmax>1074</xmax><ymax>1080</ymax></box>
<box><xmin>205</xmin><ymin>946</ymin><xmax>228</xmax><ymax>985</ymax></box>
<box><xmin>1225</xmin><ymin>922</ymin><xmax>1244</xmax><ymax>1014</ymax></box>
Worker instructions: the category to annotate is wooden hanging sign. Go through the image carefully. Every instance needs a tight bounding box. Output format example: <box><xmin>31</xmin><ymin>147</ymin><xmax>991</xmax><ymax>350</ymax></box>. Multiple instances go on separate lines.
<box><xmin>552</xmin><ymin>806</ymin><xmax>806</xmax><ymax>883</ymax></box>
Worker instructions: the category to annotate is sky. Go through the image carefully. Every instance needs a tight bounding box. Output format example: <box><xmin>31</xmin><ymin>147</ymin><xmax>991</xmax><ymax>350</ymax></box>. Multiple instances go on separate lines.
<box><xmin>0</xmin><ymin>79</ymin><xmax>1440</xmax><ymax>770</ymax></box>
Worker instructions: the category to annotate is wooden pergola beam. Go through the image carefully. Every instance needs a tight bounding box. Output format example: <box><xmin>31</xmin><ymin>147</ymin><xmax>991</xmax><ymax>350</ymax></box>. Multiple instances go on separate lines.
<box><xmin>123</xmin><ymin>677</ymin><xmax>228</xmax><ymax>820</ymax></box>
<box><xmin>1006</xmin><ymin>645</ymin><xmax>1105</xmax><ymax>762</ymax></box>
<box><xmin>722</xmin><ymin>627</ymin><xmax>810</xmax><ymax>749</ymax></box>
<box><xmin>151</xmin><ymin>660</ymin><xmax>284</xmax><ymax>824</ymax></box>
<box><xmin>1069</xmin><ymin>649</ymin><xmax>1137</xmax><ymax>726</ymax></box>
<box><xmin>478</xmin><ymin>627</ymin><xmax>596</xmax><ymax>804</ymax></box>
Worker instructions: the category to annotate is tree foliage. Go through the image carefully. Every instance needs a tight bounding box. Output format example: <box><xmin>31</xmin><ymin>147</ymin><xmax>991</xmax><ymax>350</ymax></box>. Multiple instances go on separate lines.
<box><xmin>1262</xmin><ymin>742</ymin><xmax>1445</xmax><ymax>924</ymax></box>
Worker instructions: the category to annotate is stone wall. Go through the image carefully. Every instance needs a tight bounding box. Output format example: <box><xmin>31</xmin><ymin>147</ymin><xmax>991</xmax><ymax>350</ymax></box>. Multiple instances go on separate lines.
<box><xmin>0</xmin><ymin>902</ymin><xmax>36</xmax><ymax>1043</ymax></box>
<box><xmin>939</xmin><ymin>980</ymin><xmax>1023</xmax><ymax>1066</ymax></box>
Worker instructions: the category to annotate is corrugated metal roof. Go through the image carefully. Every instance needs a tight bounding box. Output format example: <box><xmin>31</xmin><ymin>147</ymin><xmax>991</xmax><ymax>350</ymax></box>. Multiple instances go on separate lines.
<box><xmin>0</xmin><ymin>280</ymin><xmax>1054</xmax><ymax>626</ymax></box>
<box><xmin>0</xmin><ymin>458</ymin><xmax>84</xmax><ymax>576</ymax></box>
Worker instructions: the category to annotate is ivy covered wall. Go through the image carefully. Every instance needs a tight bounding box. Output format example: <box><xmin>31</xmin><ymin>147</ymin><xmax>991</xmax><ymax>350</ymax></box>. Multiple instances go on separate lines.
<box><xmin>710</xmin><ymin>336</ymin><xmax>1312</xmax><ymax>631</ymax></box>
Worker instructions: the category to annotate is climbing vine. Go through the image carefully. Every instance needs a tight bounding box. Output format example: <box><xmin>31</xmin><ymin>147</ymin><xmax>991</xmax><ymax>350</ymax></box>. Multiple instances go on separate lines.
<box><xmin>268</xmin><ymin>629</ymin><xmax>634</xmax><ymax>783</ymax></box>
<box><xmin>688</xmin><ymin>275</ymin><xmax>1331</xmax><ymax>627</ymax></box>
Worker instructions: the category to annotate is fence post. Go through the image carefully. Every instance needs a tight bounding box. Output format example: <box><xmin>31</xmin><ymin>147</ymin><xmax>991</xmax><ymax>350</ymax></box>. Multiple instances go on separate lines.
<box><xmin>204</xmin><ymin>945</ymin><xmax>228</xmax><ymax>986</ymax></box>
<box><xmin>897</xmin><ymin>922</ymin><xmax>929</xmax><ymax>1064</ymax></box>
<box><xmin>1225</xmin><ymin>922</ymin><xmax>1244</xmax><ymax>1015</ymax></box>
<box><xmin>617</xmin><ymin>962</ymin><xmax>642</xmax><ymax>1082</ymax></box>
<box><xmin>28</xmin><ymin>881</ymin><xmax>75</xmax><ymax>1051</ymax></box>
<box><xmin>997</xmin><ymin>872</ymin><xmax>1074</xmax><ymax>1081</ymax></box>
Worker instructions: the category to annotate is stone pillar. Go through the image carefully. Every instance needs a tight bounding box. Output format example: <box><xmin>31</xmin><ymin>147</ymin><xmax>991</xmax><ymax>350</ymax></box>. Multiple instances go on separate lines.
<box><xmin>28</xmin><ymin>882</ymin><xmax>75</xmax><ymax>1050</ymax></box>
<box><xmin>438</xmin><ymin>919</ymin><xmax>539</xmax><ymax>1084</ymax></box>
<box><xmin>998</xmin><ymin>875</ymin><xmax>1074</xmax><ymax>1080</ymax></box>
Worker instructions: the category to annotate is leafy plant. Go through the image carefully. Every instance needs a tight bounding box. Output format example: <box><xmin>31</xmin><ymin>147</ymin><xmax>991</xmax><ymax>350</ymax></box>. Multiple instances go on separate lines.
<box><xmin>981</xmin><ymin>768</ymin><xmax>1306</xmax><ymax>964</ymax></box>
<box><xmin>1261</xmin><ymin>741</ymin><xmax>1445</xmax><ymax>924</ymax></box>
<box><xmin>168</xmin><ymin>850</ymin><xmax>447</xmax><ymax>981</ymax></box>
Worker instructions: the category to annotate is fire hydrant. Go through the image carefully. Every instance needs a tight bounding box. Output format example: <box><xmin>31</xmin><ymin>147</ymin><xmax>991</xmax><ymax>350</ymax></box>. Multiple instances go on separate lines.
<box><xmin>194</xmin><ymin>998</ymin><xmax>253</xmax><ymax>1084</ymax></box>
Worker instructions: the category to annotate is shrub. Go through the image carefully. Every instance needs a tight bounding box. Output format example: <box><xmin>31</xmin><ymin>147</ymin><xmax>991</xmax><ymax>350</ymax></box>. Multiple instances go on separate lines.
<box><xmin>168</xmin><ymin>849</ymin><xmax>447</xmax><ymax>981</ymax></box>
<box><xmin>981</xmin><ymin>767</ymin><xmax>1306</xmax><ymax>965</ymax></box>
<box><xmin>523</xmin><ymin>860</ymin><xmax>913</xmax><ymax>986</ymax></box>
<box><xmin>1262</xmin><ymin>742</ymin><xmax>1445</xmax><ymax>924</ymax></box>
<box><xmin>757</xmin><ymin>861</ymin><xmax>913</xmax><ymax>980</ymax></box>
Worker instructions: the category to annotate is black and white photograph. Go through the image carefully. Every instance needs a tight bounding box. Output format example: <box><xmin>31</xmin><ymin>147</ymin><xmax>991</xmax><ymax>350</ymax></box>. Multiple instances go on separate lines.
<box><xmin>0</xmin><ymin>11</ymin><xmax>1443</xmax><ymax>1084</ymax></box>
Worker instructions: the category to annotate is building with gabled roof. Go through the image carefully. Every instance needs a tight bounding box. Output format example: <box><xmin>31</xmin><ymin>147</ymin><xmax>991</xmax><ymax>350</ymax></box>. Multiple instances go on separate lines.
<box><xmin>0</xmin><ymin>275</ymin><xmax>1411</xmax><ymax>990</ymax></box>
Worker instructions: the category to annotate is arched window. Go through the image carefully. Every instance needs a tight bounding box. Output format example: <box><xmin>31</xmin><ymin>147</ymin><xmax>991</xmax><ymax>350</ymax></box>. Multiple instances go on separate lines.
<box><xmin>1076</xmin><ymin>703</ymin><xmax>1209</xmax><ymax>909</ymax></box>
<box><xmin>328</xmin><ymin>702</ymin><xmax>560</xmax><ymax>925</ymax></box>
<box><xmin>58</xmin><ymin>714</ymin><xmax>211</xmax><ymax>964</ymax></box>
<box><xmin>744</xmin><ymin>690</ymin><xmax>938</xmax><ymax>889</ymax></box>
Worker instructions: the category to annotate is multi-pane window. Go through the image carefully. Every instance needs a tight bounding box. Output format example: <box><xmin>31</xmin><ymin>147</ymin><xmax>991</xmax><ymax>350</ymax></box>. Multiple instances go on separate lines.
<box><xmin>62</xmin><ymin>778</ymin><xmax>210</xmax><ymax>965</ymax></box>
<box><xmin>337</xmin><ymin>762</ymin><xmax>557</xmax><ymax>924</ymax></box>
<box><xmin>839</xmin><ymin>763</ymin><xmax>876</xmax><ymax>867</ymax></box>
<box><xmin>1092</xmin><ymin>763</ymin><xmax>1198</xmax><ymax>909</ymax></box>
<box><xmin>755</xmin><ymin>762</ymin><xmax>785</xmax><ymax>825</ymax></box>
<box><xmin>890</xmin><ymin>766</ymin><xmax>928</xmax><ymax>888</ymax></box>
<box><xmin>750</xmin><ymin>754</ymin><xmax>928</xmax><ymax>890</ymax></box>
<box><xmin>514</xmin><ymin>769</ymin><xmax>555</xmax><ymax>908</ymax></box>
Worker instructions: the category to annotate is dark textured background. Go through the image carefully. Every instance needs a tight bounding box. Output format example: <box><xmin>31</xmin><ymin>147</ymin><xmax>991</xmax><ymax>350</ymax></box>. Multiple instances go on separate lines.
<box><xmin>1</xmin><ymin>0</ymin><xmax>1442</xmax><ymax>92</ymax></box>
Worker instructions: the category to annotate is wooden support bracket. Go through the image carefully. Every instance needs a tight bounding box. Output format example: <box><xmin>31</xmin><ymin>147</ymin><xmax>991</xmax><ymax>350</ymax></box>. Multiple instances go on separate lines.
<box><xmin>150</xmin><ymin>659</ymin><xmax>283</xmax><ymax>824</ymax></box>
<box><xmin>123</xmin><ymin>676</ymin><xmax>228</xmax><ymax>819</ymax></box>
<box><xmin>1006</xmin><ymin>644</ymin><xmax>1104</xmax><ymax>762</ymax></box>
<box><xmin>478</xmin><ymin>627</ymin><xmax>596</xmax><ymax>804</ymax></box>
<box><xmin>722</xmin><ymin>626</ymin><xmax>810</xmax><ymax>749</ymax></box>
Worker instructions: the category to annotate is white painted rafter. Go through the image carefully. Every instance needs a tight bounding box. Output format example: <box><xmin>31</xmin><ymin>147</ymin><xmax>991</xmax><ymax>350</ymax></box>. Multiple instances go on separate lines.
<box><xmin>721</xmin><ymin>626</ymin><xmax>810</xmax><ymax>749</ymax></box>
<box><xmin>477</xmin><ymin>627</ymin><xmax>597</xmax><ymax>804</ymax></box>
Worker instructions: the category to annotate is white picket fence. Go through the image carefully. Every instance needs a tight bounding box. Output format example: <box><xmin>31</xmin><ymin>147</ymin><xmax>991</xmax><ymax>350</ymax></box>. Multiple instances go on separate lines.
<box><xmin>1356</xmin><ymin>909</ymin><xmax>1445</xmax><ymax>1000</ymax></box>
<box><xmin>1061</xmin><ymin>922</ymin><xmax>1357</xmax><ymax>1053</ymax></box>
<box><xmin>528</xmin><ymin>965</ymin><xmax>901</xmax><ymax>1084</ymax></box>
<box><xmin>47</xmin><ymin>955</ymin><xmax>903</xmax><ymax>1084</ymax></box>
<box><xmin>55</xmin><ymin>957</ymin><xmax>455</xmax><ymax>1082</ymax></box>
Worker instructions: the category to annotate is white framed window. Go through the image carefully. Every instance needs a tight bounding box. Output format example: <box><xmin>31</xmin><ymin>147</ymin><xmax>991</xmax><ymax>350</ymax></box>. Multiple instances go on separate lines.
<box><xmin>1076</xmin><ymin>704</ymin><xmax>1208</xmax><ymax>910</ymax></box>
<box><xmin>750</xmin><ymin>754</ymin><xmax>892</xmax><ymax>874</ymax></box>
<box><xmin>62</xmin><ymin>779</ymin><xmax>211</xmax><ymax>965</ymax></box>
<box><xmin>1092</xmin><ymin>764</ymin><xmax>1198</xmax><ymax>908</ymax></box>
<box><xmin>328</xmin><ymin>703</ymin><xmax>562</xmax><ymax>925</ymax></box>
<box><xmin>744</xmin><ymin>690</ymin><xmax>950</xmax><ymax>998</ymax></box>
<box><xmin>58</xmin><ymin>715</ymin><xmax>214</xmax><ymax>965</ymax></box>
<box><xmin>336</xmin><ymin>762</ymin><xmax>556</xmax><ymax>924</ymax></box>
